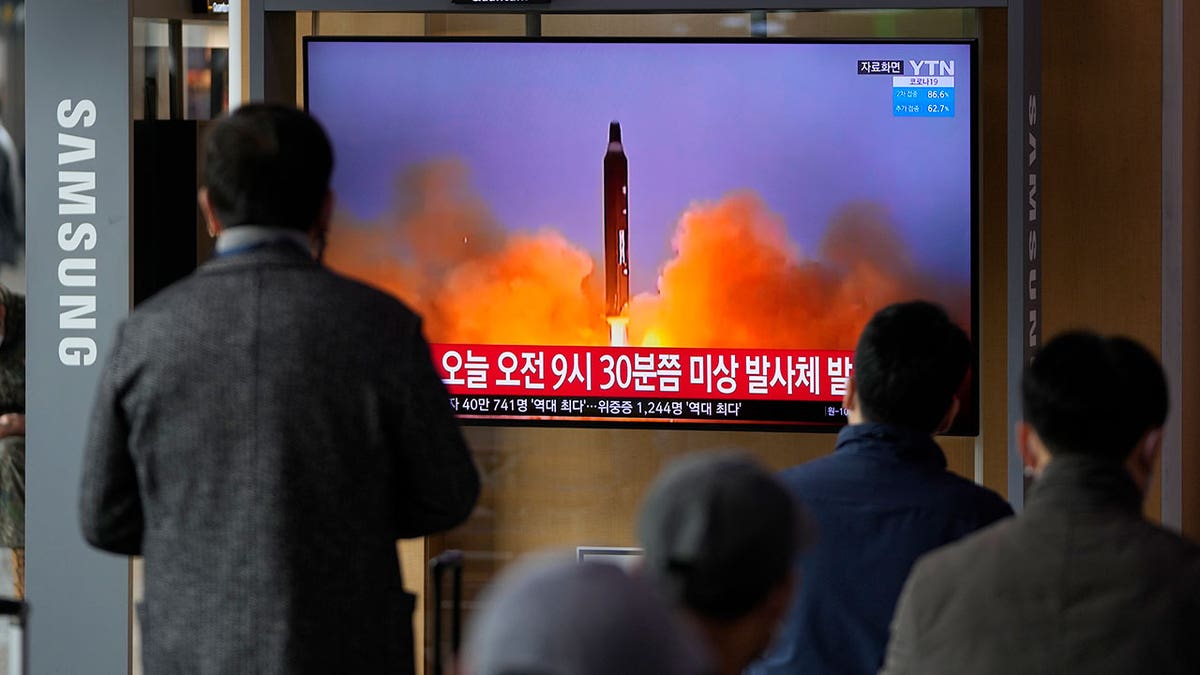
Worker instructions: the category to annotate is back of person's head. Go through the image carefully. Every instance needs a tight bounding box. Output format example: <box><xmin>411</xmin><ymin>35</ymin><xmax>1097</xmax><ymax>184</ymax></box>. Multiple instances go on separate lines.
<box><xmin>853</xmin><ymin>300</ymin><xmax>971</xmax><ymax>432</ymax></box>
<box><xmin>1022</xmin><ymin>331</ymin><xmax>1167</xmax><ymax>461</ymax></box>
<box><xmin>637</xmin><ymin>452</ymin><xmax>806</xmax><ymax>623</ymax></box>
<box><xmin>463</xmin><ymin>556</ymin><xmax>710</xmax><ymax>675</ymax></box>
<box><xmin>203</xmin><ymin>103</ymin><xmax>333</xmax><ymax>232</ymax></box>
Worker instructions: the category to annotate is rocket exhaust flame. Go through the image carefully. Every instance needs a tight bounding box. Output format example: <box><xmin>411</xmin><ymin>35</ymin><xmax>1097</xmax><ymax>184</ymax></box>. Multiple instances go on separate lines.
<box><xmin>607</xmin><ymin>317</ymin><xmax>630</xmax><ymax>348</ymax></box>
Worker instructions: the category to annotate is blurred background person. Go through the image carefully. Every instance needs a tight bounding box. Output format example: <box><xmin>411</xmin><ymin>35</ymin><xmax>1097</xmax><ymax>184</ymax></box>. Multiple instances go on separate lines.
<box><xmin>462</xmin><ymin>555</ymin><xmax>713</xmax><ymax>675</ymax></box>
<box><xmin>0</xmin><ymin>283</ymin><xmax>22</xmax><ymax>598</ymax></box>
<box><xmin>637</xmin><ymin>452</ymin><xmax>807</xmax><ymax>675</ymax></box>
<box><xmin>0</xmin><ymin>99</ymin><xmax>20</xmax><ymax>272</ymax></box>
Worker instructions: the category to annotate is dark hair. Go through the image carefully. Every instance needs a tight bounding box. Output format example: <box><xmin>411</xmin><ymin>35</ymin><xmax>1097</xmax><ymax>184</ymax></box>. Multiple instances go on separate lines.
<box><xmin>203</xmin><ymin>103</ymin><xmax>333</xmax><ymax>232</ymax></box>
<box><xmin>853</xmin><ymin>301</ymin><xmax>971</xmax><ymax>432</ymax></box>
<box><xmin>1022</xmin><ymin>331</ymin><xmax>1167</xmax><ymax>461</ymax></box>
<box><xmin>637</xmin><ymin>453</ymin><xmax>805</xmax><ymax>622</ymax></box>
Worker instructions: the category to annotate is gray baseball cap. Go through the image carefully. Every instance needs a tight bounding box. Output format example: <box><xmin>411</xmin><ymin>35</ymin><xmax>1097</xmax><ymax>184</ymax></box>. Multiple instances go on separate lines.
<box><xmin>637</xmin><ymin>452</ymin><xmax>809</xmax><ymax>621</ymax></box>
<box><xmin>464</xmin><ymin>555</ymin><xmax>713</xmax><ymax>675</ymax></box>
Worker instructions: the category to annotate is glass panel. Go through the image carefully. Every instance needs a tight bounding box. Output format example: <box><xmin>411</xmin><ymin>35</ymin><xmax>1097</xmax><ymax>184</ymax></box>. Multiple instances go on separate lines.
<box><xmin>132</xmin><ymin>18</ymin><xmax>229</xmax><ymax>121</ymax></box>
<box><xmin>182</xmin><ymin>22</ymin><xmax>228</xmax><ymax>121</ymax></box>
<box><xmin>132</xmin><ymin>18</ymin><xmax>169</xmax><ymax>121</ymax></box>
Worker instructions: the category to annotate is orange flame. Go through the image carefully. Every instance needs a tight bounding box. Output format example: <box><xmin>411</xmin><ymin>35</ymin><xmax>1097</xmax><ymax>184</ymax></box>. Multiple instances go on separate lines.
<box><xmin>325</xmin><ymin>161</ymin><xmax>969</xmax><ymax>350</ymax></box>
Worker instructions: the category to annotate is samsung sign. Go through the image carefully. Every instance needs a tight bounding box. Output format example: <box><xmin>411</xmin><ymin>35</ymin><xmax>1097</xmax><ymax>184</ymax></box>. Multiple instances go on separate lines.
<box><xmin>56</xmin><ymin>99</ymin><xmax>100</xmax><ymax>366</ymax></box>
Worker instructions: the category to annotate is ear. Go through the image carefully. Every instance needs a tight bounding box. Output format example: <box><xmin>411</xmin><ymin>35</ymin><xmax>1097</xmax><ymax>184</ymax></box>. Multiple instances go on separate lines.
<box><xmin>1139</xmin><ymin>427</ymin><xmax>1163</xmax><ymax>465</ymax></box>
<box><xmin>317</xmin><ymin>189</ymin><xmax>334</xmax><ymax>232</ymax></box>
<box><xmin>756</xmin><ymin>570</ymin><xmax>798</xmax><ymax>647</ymax></box>
<box><xmin>310</xmin><ymin>189</ymin><xmax>335</xmax><ymax>261</ymax></box>
<box><xmin>843</xmin><ymin>378</ymin><xmax>864</xmax><ymax>424</ymax></box>
<box><xmin>766</xmin><ymin>570</ymin><xmax>797</xmax><ymax>622</ymax></box>
<box><xmin>933</xmin><ymin>396</ymin><xmax>960</xmax><ymax>435</ymax></box>
<box><xmin>1126</xmin><ymin>427</ymin><xmax>1163</xmax><ymax>494</ymax></box>
<box><xmin>197</xmin><ymin>187</ymin><xmax>222</xmax><ymax>238</ymax></box>
<box><xmin>1016</xmin><ymin>420</ymin><xmax>1049</xmax><ymax>476</ymax></box>
<box><xmin>1016</xmin><ymin>420</ymin><xmax>1034</xmax><ymax>468</ymax></box>
<box><xmin>842</xmin><ymin>377</ymin><xmax>856</xmax><ymax>412</ymax></box>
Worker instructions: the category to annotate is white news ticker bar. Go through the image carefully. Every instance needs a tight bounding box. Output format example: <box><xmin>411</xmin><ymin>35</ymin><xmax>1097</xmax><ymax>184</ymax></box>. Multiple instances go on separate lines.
<box><xmin>892</xmin><ymin>76</ymin><xmax>956</xmax><ymax>88</ymax></box>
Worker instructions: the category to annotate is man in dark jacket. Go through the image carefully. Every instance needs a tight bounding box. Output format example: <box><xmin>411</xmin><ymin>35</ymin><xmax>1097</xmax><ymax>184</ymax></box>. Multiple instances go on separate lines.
<box><xmin>880</xmin><ymin>331</ymin><xmax>1200</xmax><ymax>675</ymax></box>
<box><xmin>748</xmin><ymin>300</ymin><xmax>1012</xmax><ymax>675</ymax></box>
<box><xmin>79</xmin><ymin>104</ymin><xmax>480</xmax><ymax>675</ymax></box>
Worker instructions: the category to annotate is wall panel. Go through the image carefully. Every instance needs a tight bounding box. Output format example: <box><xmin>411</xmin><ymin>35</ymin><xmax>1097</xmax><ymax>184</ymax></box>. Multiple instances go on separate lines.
<box><xmin>1041</xmin><ymin>0</ymin><xmax>1163</xmax><ymax>518</ymax></box>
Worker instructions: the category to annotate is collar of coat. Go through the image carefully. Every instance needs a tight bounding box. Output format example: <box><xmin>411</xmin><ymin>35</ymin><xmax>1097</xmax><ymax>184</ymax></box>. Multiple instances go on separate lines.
<box><xmin>1026</xmin><ymin>454</ymin><xmax>1142</xmax><ymax>516</ymax></box>
<box><xmin>833</xmin><ymin>422</ymin><xmax>948</xmax><ymax>470</ymax></box>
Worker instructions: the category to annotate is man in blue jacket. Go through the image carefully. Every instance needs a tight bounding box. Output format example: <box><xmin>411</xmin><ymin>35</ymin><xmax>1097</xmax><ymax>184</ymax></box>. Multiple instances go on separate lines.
<box><xmin>748</xmin><ymin>300</ymin><xmax>1012</xmax><ymax>675</ymax></box>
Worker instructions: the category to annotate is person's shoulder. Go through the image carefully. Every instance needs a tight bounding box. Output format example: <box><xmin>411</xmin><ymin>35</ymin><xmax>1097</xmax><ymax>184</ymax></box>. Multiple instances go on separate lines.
<box><xmin>934</xmin><ymin>468</ymin><xmax>1014</xmax><ymax>520</ymax></box>
<box><xmin>121</xmin><ymin>272</ymin><xmax>207</xmax><ymax>326</ymax></box>
<box><xmin>911</xmin><ymin>514</ymin><xmax>1016</xmax><ymax>582</ymax></box>
<box><xmin>1125</xmin><ymin>516</ymin><xmax>1200</xmax><ymax>567</ymax></box>
<box><xmin>778</xmin><ymin>452</ymin><xmax>844</xmax><ymax>487</ymax></box>
<box><xmin>320</xmin><ymin>269</ymin><xmax>423</xmax><ymax>324</ymax></box>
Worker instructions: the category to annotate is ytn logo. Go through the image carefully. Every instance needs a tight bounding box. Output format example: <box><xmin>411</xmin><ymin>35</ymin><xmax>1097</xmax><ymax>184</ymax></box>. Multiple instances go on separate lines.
<box><xmin>908</xmin><ymin>60</ymin><xmax>956</xmax><ymax>76</ymax></box>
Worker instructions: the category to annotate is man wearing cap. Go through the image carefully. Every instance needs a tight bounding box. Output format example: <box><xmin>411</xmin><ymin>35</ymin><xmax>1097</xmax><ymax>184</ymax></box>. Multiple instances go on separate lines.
<box><xmin>638</xmin><ymin>452</ymin><xmax>806</xmax><ymax>675</ymax></box>
<box><xmin>463</xmin><ymin>556</ymin><xmax>712</xmax><ymax>675</ymax></box>
<box><xmin>748</xmin><ymin>300</ymin><xmax>1012</xmax><ymax>675</ymax></box>
<box><xmin>880</xmin><ymin>331</ymin><xmax>1200</xmax><ymax>675</ymax></box>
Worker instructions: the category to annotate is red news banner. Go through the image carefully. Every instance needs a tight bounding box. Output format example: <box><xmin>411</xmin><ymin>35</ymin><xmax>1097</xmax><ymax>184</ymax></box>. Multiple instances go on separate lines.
<box><xmin>434</xmin><ymin>344</ymin><xmax>853</xmax><ymax>412</ymax></box>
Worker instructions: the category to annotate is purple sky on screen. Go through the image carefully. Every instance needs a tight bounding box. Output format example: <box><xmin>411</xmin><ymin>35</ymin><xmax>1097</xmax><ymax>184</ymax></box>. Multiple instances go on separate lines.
<box><xmin>305</xmin><ymin>40</ymin><xmax>973</xmax><ymax>296</ymax></box>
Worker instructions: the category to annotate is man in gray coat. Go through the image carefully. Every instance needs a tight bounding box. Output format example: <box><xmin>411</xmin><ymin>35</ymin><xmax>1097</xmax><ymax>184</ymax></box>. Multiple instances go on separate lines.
<box><xmin>880</xmin><ymin>331</ymin><xmax>1200</xmax><ymax>675</ymax></box>
<box><xmin>79</xmin><ymin>103</ymin><xmax>480</xmax><ymax>675</ymax></box>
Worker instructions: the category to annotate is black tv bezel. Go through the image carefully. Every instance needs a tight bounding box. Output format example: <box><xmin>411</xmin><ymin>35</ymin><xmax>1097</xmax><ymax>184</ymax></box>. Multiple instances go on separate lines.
<box><xmin>303</xmin><ymin>35</ymin><xmax>981</xmax><ymax>436</ymax></box>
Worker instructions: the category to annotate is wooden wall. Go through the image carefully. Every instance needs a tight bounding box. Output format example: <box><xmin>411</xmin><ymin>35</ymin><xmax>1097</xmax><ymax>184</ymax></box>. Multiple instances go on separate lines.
<box><xmin>1040</xmin><ymin>0</ymin><xmax>1165</xmax><ymax>519</ymax></box>
<box><xmin>978</xmin><ymin>8</ymin><xmax>1010</xmax><ymax>496</ymax></box>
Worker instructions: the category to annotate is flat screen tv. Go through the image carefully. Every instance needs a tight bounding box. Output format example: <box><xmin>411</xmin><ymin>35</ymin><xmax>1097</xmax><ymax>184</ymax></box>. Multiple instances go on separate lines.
<box><xmin>304</xmin><ymin>37</ymin><xmax>978</xmax><ymax>434</ymax></box>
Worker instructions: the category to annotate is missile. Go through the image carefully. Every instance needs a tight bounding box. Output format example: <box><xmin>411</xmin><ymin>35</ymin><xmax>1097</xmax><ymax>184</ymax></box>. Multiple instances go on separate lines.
<box><xmin>604</xmin><ymin>121</ymin><xmax>630</xmax><ymax>319</ymax></box>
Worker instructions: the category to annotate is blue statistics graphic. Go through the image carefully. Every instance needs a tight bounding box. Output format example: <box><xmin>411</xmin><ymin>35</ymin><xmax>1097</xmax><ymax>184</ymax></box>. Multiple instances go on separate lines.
<box><xmin>893</xmin><ymin>86</ymin><xmax>955</xmax><ymax>117</ymax></box>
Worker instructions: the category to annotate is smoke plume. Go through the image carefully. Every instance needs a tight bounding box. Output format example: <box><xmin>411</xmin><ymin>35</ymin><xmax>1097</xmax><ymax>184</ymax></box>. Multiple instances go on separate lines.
<box><xmin>325</xmin><ymin>161</ymin><xmax>969</xmax><ymax>349</ymax></box>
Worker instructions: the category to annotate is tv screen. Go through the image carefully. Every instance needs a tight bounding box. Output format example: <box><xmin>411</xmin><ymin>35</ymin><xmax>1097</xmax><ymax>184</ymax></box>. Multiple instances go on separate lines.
<box><xmin>305</xmin><ymin>38</ymin><xmax>978</xmax><ymax>433</ymax></box>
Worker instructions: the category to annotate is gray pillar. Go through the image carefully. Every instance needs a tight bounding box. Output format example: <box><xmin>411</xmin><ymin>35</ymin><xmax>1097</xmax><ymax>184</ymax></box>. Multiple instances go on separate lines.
<box><xmin>1007</xmin><ymin>0</ymin><xmax>1040</xmax><ymax>509</ymax></box>
<box><xmin>1161</xmin><ymin>0</ymin><xmax>1183</xmax><ymax>530</ymax></box>
<box><xmin>25</xmin><ymin>2</ymin><xmax>132</xmax><ymax>674</ymax></box>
